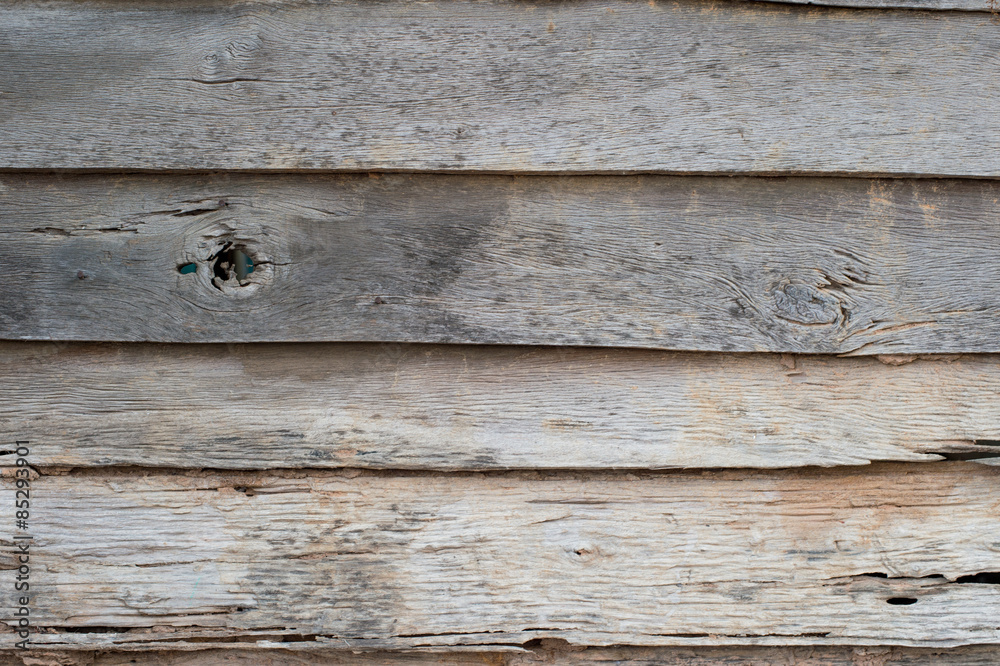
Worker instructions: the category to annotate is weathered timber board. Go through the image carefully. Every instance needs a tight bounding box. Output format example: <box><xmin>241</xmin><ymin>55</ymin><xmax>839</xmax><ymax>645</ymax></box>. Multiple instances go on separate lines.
<box><xmin>749</xmin><ymin>0</ymin><xmax>995</xmax><ymax>8</ymax></box>
<box><xmin>5</xmin><ymin>646</ymin><xmax>1000</xmax><ymax>665</ymax></box>
<box><xmin>3</xmin><ymin>464</ymin><xmax>1000</xmax><ymax>649</ymax></box>
<box><xmin>2</xmin><ymin>0</ymin><xmax>1000</xmax><ymax>175</ymax></box>
<box><xmin>3</xmin><ymin>173</ymin><xmax>1000</xmax><ymax>352</ymax></box>
<box><xmin>3</xmin><ymin>342</ymin><xmax>1000</xmax><ymax>470</ymax></box>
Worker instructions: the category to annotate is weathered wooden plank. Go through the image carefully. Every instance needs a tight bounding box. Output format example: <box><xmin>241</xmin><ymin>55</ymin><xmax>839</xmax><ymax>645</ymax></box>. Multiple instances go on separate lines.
<box><xmin>750</xmin><ymin>0</ymin><xmax>995</xmax><ymax>9</ymax></box>
<box><xmin>2</xmin><ymin>0</ymin><xmax>1000</xmax><ymax>175</ymax></box>
<box><xmin>6</xmin><ymin>645</ymin><xmax>1000</xmax><ymax>665</ymax></box>
<box><xmin>3</xmin><ymin>464</ymin><xmax>1000</xmax><ymax>649</ymax></box>
<box><xmin>3</xmin><ymin>173</ymin><xmax>1000</xmax><ymax>352</ymax></box>
<box><xmin>3</xmin><ymin>342</ymin><xmax>1000</xmax><ymax>470</ymax></box>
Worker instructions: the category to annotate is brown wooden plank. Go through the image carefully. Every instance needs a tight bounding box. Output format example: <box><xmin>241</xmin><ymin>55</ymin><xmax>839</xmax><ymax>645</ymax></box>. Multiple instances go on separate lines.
<box><xmin>4</xmin><ymin>464</ymin><xmax>1000</xmax><ymax>650</ymax></box>
<box><xmin>749</xmin><ymin>0</ymin><xmax>995</xmax><ymax>8</ymax></box>
<box><xmin>2</xmin><ymin>0</ymin><xmax>1000</xmax><ymax>175</ymax></box>
<box><xmin>3</xmin><ymin>342</ymin><xmax>1000</xmax><ymax>470</ymax></box>
<box><xmin>6</xmin><ymin>645</ymin><xmax>1000</xmax><ymax>665</ymax></box>
<box><xmin>3</xmin><ymin>173</ymin><xmax>1000</xmax><ymax>352</ymax></box>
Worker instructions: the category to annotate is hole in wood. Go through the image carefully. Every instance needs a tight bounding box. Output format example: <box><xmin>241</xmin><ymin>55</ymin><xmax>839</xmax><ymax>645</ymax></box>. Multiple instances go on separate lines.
<box><xmin>210</xmin><ymin>242</ymin><xmax>255</xmax><ymax>290</ymax></box>
<box><xmin>956</xmin><ymin>572</ymin><xmax>1000</xmax><ymax>585</ymax></box>
<box><xmin>886</xmin><ymin>597</ymin><xmax>918</xmax><ymax>605</ymax></box>
<box><xmin>974</xmin><ymin>439</ymin><xmax>1000</xmax><ymax>447</ymax></box>
<box><xmin>178</xmin><ymin>262</ymin><xmax>197</xmax><ymax>275</ymax></box>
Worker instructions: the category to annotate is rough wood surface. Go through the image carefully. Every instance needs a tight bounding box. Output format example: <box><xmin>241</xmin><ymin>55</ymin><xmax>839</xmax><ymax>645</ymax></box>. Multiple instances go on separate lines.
<box><xmin>5</xmin><ymin>645</ymin><xmax>1000</xmax><ymax>665</ymax></box>
<box><xmin>4</xmin><ymin>174</ymin><xmax>1000</xmax><ymax>352</ymax></box>
<box><xmin>2</xmin><ymin>0</ymin><xmax>1000</xmax><ymax>175</ymax></box>
<box><xmin>3</xmin><ymin>464</ymin><xmax>1000</xmax><ymax>650</ymax></box>
<box><xmin>750</xmin><ymin>0</ymin><xmax>997</xmax><ymax>9</ymax></box>
<box><xmin>3</xmin><ymin>342</ymin><xmax>1000</xmax><ymax>470</ymax></box>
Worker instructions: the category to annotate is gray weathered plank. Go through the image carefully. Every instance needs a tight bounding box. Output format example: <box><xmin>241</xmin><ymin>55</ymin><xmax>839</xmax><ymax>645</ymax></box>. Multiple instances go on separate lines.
<box><xmin>6</xmin><ymin>645</ymin><xmax>1000</xmax><ymax>665</ymax></box>
<box><xmin>3</xmin><ymin>342</ymin><xmax>1000</xmax><ymax>470</ymax></box>
<box><xmin>3</xmin><ymin>173</ymin><xmax>1000</xmax><ymax>352</ymax></box>
<box><xmin>4</xmin><ymin>464</ymin><xmax>1000</xmax><ymax>650</ymax></box>
<box><xmin>2</xmin><ymin>0</ymin><xmax>1000</xmax><ymax>175</ymax></box>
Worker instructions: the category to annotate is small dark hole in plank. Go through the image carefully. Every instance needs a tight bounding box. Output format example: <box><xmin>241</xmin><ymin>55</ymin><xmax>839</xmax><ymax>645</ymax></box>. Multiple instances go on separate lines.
<box><xmin>178</xmin><ymin>262</ymin><xmax>197</xmax><ymax>275</ymax></box>
<box><xmin>210</xmin><ymin>243</ymin><xmax>255</xmax><ymax>289</ymax></box>
<box><xmin>886</xmin><ymin>597</ymin><xmax>918</xmax><ymax>605</ymax></box>
<box><xmin>974</xmin><ymin>439</ymin><xmax>1000</xmax><ymax>447</ymax></box>
<box><xmin>956</xmin><ymin>572</ymin><xmax>1000</xmax><ymax>585</ymax></box>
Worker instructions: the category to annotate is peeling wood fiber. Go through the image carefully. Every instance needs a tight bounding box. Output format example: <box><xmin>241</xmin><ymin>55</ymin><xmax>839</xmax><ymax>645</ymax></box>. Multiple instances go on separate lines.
<box><xmin>3</xmin><ymin>173</ymin><xmax>1000</xmax><ymax>352</ymax></box>
<box><xmin>2</xmin><ymin>0</ymin><xmax>1000</xmax><ymax>175</ymax></box>
<box><xmin>2</xmin><ymin>464</ymin><xmax>1000</xmax><ymax>650</ymax></box>
<box><xmin>3</xmin><ymin>342</ymin><xmax>1000</xmax><ymax>470</ymax></box>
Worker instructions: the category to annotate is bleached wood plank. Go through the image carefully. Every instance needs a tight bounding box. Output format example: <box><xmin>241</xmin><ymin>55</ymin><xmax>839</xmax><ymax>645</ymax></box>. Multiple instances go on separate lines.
<box><xmin>2</xmin><ymin>0</ymin><xmax>1000</xmax><ymax>175</ymax></box>
<box><xmin>3</xmin><ymin>342</ymin><xmax>1000</xmax><ymax>470</ymax></box>
<box><xmin>4</xmin><ymin>465</ymin><xmax>1000</xmax><ymax>650</ymax></box>
<box><xmin>4</xmin><ymin>174</ymin><xmax>1000</xmax><ymax>352</ymax></box>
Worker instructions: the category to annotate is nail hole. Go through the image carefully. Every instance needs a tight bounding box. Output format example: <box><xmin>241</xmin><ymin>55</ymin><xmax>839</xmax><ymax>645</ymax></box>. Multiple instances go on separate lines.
<box><xmin>178</xmin><ymin>263</ymin><xmax>197</xmax><ymax>275</ymax></box>
<box><xmin>886</xmin><ymin>597</ymin><xmax>918</xmax><ymax>605</ymax></box>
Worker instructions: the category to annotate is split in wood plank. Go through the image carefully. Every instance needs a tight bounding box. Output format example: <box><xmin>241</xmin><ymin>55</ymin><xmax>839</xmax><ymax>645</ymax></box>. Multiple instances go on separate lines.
<box><xmin>3</xmin><ymin>173</ymin><xmax>1000</xmax><ymax>352</ymax></box>
<box><xmin>2</xmin><ymin>0</ymin><xmax>1000</xmax><ymax>174</ymax></box>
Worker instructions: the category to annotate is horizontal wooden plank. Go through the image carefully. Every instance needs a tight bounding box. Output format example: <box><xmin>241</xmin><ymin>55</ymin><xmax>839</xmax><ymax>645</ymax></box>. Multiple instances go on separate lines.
<box><xmin>4</xmin><ymin>342</ymin><xmax>1000</xmax><ymax>470</ymax></box>
<box><xmin>4</xmin><ymin>464</ymin><xmax>1000</xmax><ymax>649</ymax></box>
<box><xmin>2</xmin><ymin>0</ymin><xmax>1000</xmax><ymax>175</ymax></box>
<box><xmin>750</xmin><ymin>0</ymin><xmax>995</xmax><ymax>9</ymax></box>
<box><xmin>5</xmin><ymin>646</ymin><xmax>1000</xmax><ymax>665</ymax></box>
<box><xmin>4</xmin><ymin>173</ymin><xmax>1000</xmax><ymax>352</ymax></box>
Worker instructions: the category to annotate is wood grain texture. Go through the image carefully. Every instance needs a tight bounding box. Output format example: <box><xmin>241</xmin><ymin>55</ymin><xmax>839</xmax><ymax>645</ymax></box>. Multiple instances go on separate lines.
<box><xmin>2</xmin><ymin>0</ymin><xmax>1000</xmax><ymax>175</ymax></box>
<box><xmin>750</xmin><ymin>0</ymin><xmax>997</xmax><ymax>9</ymax></box>
<box><xmin>4</xmin><ymin>342</ymin><xmax>1000</xmax><ymax>470</ymax></box>
<box><xmin>4</xmin><ymin>173</ymin><xmax>1000</xmax><ymax>352</ymax></box>
<box><xmin>3</xmin><ymin>464</ymin><xmax>1000</xmax><ymax>650</ymax></box>
<box><xmin>5</xmin><ymin>645</ymin><xmax>1000</xmax><ymax>665</ymax></box>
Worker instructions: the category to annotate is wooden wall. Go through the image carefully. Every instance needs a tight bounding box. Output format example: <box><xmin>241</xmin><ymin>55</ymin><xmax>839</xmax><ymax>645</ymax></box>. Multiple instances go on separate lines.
<box><xmin>2</xmin><ymin>0</ymin><xmax>999</xmax><ymax>662</ymax></box>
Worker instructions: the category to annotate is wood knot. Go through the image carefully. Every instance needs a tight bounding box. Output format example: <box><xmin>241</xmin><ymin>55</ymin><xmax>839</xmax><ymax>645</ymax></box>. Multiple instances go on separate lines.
<box><xmin>198</xmin><ymin>32</ymin><xmax>264</xmax><ymax>83</ymax></box>
<box><xmin>771</xmin><ymin>283</ymin><xmax>842</xmax><ymax>325</ymax></box>
<box><xmin>178</xmin><ymin>226</ymin><xmax>275</xmax><ymax>298</ymax></box>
